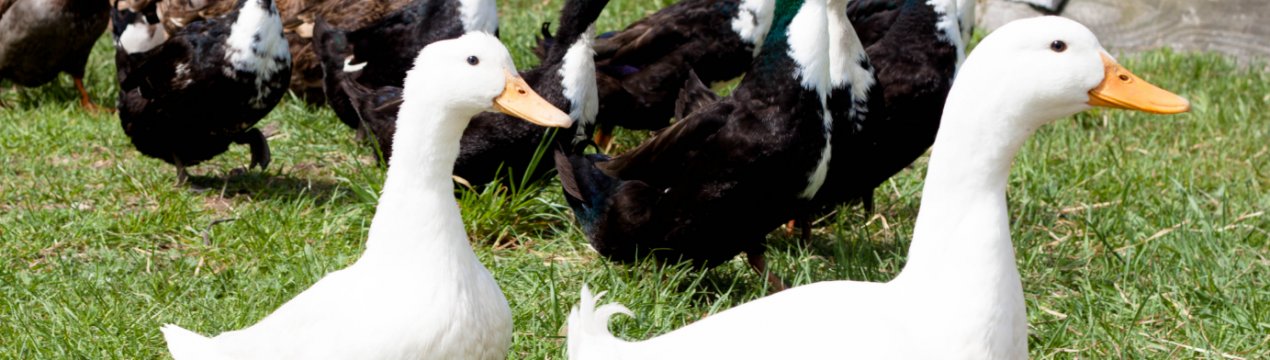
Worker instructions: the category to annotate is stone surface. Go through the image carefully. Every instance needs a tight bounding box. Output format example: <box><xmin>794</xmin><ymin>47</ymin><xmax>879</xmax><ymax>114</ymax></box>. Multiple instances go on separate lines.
<box><xmin>977</xmin><ymin>0</ymin><xmax>1270</xmax><ymax>64</ymax></box>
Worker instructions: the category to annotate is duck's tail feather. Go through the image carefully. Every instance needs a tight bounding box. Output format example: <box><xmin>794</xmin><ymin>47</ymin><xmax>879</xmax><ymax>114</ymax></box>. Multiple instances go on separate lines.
<box><xmin>567</xmin><ymin>285</ymin><xmax>635</xmax><ymax>359</ymax></box>
<box><xmin>533</xmin><ymin>22</ymin><xmax>555</xmax><ymax>61</ymax></box>
<box><xmin>161</xmin><ymin>324</ymin><xmax>225</xmax><ymax>360</ymax></box>
<box><xmin>673</xmin><ymin>69</ymin><xmax>719</xmax><ymax>122</ymax></box>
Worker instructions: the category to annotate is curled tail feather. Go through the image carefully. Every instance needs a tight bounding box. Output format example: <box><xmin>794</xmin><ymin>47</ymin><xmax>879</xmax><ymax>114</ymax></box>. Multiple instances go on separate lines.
<box><xmin>568</xmin><ymin>285</ymin><xmax>634</xmax><ymax>359</ymax></box>
<box><xmin>161</xmin><ymin>324</ymin><xmax>225</xmax><ymax>360</ymax></box>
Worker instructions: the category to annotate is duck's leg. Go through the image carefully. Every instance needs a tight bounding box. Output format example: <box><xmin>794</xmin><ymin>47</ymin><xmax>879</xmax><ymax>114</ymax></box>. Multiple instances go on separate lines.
<box><xmin>174</xmin><ymin>157</ymin><xmax>190</xmax><ymax>186</ymax></box>
<box><xmin>594</xmin><ymin>128</ymin><xmax>616</xmax><ymax>153</ymax></box>
<box><xmin>235</xmin><ymin>128</ymin><xmax>272</xmax><ymax>170</ymax></box>
<box><xmin>798</xmin><ymin>214</ymin><xmax>812</xmax><ymax>244</ymax></box>
<box><xmin>783</xmin><ymin>215</ymin><xmax>813</xmax><ymax>245</ymax></box>
<box><xmin>746</xmin><ymin>252</ymin><xmax>788</xmax><ymax>292</ymax></box>
<box><xmin>861</xmin><ymin>192</ymin><xmax>875</xmax><ymax>213</ymax></box>
<box><xmin>73</xmin><ymin>76</ymin><xmax>110</xmax><ymax>113</ymax></box>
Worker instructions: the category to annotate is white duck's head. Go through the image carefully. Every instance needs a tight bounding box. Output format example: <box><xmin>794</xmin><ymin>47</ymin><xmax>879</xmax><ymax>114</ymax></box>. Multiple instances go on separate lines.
<box><xmin>949</xmin><ymin>16</ymin><xmax>1190</xmax><ymax>133</ymax></box>
<box><xmin>398</xmin><ymin>32</ymin><xmax>573</xmax><ymax>131</ymax></box>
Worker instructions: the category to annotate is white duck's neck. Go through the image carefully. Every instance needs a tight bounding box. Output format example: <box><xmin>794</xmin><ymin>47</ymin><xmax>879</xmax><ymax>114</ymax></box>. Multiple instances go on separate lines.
<box><xmin>901</xmin><ymin>73</ymin><xmax>1048</xmax><ymax>278</ymax></box>
<box><xmin>893</xmin><ymin>78</ymin><xmax>1039</xmax><ymax>354</ymax></box>
<box><xmin>363</xmin><ymin>93</ymin><xmax>478</xmax><ymax>266</ymax></box>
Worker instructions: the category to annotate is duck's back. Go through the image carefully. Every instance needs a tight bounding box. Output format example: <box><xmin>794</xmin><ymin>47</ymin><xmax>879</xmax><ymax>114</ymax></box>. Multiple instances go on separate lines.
<box><xmin>194</xmin><ymin>260</ymin><xmax>511</xmax><ymax>359</ymax></box>
<box><xmin>598</xmin><ymin>280</ymin><xmax>904</xmax><ymax>359</ymax></box>
<box><xmin>591</xmin><ymin>0</ymin><xmax>755</xmax><ymax>131</ymax></box>
<box><xmin>0</xmin><ymin>0</ymin><xmax>108</xmax><ymax>86</ymax></box>
<box><xmin>590</xmin><ymin>81</ymin><xmax>828</xmax><ymax>266</ymax></box>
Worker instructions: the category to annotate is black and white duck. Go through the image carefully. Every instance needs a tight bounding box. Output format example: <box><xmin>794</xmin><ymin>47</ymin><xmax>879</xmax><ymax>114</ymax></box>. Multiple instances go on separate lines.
<box><xmin>315</xmin><ymin>0</ymin><xmax>605</xmax><ymax>187</ymax></box>
<box><xmin>112</xmin><ymin>0</ymin><xmax>291</xmax><ymax>183</ymax></box>
<box><xmin>316</xmin><ymin>0</ymin><xmax>498</xmax><ymax>130</ymax></box>
<box><xmin>553</xmin><ymin>0</ymin><xmax>833</xmax><ymax>289</ymax></box>
<box><xmin>145</xmin><ymin>0</ymin><xmax>413</xmax><ymax>103</ymax></box>
<box><xmin>568</xmin><ymin>16</ymin><xmax>1189</xmax><ymax>359</ymax></box>
<box><xmin>787</xmin><ymin>0</ymin><xmax>965</xmax><ymax>234</ymax></box>
<box><xmin>0</xmin><ymin>0</ymin><xmax>109</xmax><ymax>111</ymax></box>
<box><xmin>544</xmin><ymin>0</ymin><xmax>775</xmax><ymax>149</ymax></box>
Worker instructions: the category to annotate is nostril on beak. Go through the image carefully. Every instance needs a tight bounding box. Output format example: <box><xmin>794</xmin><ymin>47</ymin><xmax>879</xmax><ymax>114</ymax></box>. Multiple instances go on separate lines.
<box><xmin>1118</xmin><ymin>74</ymin><xmax>1130</xmax><ymax>81</ymax></box>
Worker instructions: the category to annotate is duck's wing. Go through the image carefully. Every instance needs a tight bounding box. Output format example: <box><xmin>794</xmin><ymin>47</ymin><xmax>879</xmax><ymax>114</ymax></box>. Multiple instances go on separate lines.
<box><xmin>0</xmin><ymin>0</ymin><xmax>15</xmax><ymax>21</ymax></box>
<box><xmin>846</xmin><ymin>0</ymin><xmax>901</xmax><ymax>49</ymax></box>
<box><xmin>118</xmin><ymin>41</ymin><xmax>189</xmax><ymax>97</ymax></box>
<box><xmin>597</xmin><ymin>100</ymin><xmax>735</xmax><ymax>182</ymax></box>
<box><xmin>593</xmin><ymin>22</ymin><xmax>688</xmax><ymax>67</ymax></box>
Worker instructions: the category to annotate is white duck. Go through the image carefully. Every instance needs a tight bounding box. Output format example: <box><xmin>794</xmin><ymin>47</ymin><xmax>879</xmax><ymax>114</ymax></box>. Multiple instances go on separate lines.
<box><xmin>161</xmin><ymin>32</ymin><xmax>572</xmax><ymax>360</ymax></box>
<box><xmin>567</xmin><ymin>16</ymin><xmax>1189</xmax><ymax>360</ymax></box>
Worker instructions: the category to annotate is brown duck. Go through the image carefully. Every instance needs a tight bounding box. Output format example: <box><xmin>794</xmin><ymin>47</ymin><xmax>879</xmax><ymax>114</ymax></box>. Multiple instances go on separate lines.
<box><xmin>0</xmin><ymin>0</ymin><xmax>110</xmax><ymax>111</ymax></box>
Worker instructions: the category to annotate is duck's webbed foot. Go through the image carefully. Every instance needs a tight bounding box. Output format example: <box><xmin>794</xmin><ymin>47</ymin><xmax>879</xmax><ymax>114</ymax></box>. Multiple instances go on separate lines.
<box><xmin>74</xmin><ymin>76</ymin><xmax>112</xmax><ymax>113</ymax></box>
<box><xmin>594</xmin><ymin>128</ymin><xmax>616</xmax><ymax>153</ymax></box>
<box><xmin>236</xmin><ymin>128</ymin><xmax>272</xmax><ymax>170</ymax></box>
<box><xmin>747</xmin><ymin>251</ymin><xmax>789</xmax><ymax>293</ymax></box>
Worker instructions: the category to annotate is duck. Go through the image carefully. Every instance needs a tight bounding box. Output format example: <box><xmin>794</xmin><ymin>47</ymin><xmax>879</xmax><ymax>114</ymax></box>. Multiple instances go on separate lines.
<box><xmin>553</xmin><ymin>0</ymin><xmax>834</xmax><ymax>290</ymax></box>
<box><xmin>450</xmin><ymin>0</ymin><xmax>605</xmax><ymax>185</ymax></box>
<box><xmin>546</xmin><ymin>0</ymin><xmax>775</xmax><ymax>149</ymax></box>
<box><xmin>111</xmin><ymin>0</ymin><xmax>290</xmax><ymax>183</ymax></box>
<box><xmin>0</xmin><ymin>0</ymin><xmax>109</xmax><ymax>111</ymax></box>
<box><xmin>161</xmin><ymin>32</ymin><xmax>573</xmax><ymax>359</ymax></box>
<box><xmin>781</xmin><ymin>0</ymin><xmax>965</xmax><ymax>237</ymax></box>
<box><xmin>145</xmin><ymin>0</ymin><xmax>412</xmax><ymax>103</ymax></box>
<box><xmin>566</xmin><ymin>16</ymin><xmax>1190</xmax><ymax>359</ymax></box>
<box><xmin>311</xmin><ymin>16</ymin><xmax>403</xmax><ymax>154</ymax></box>
<box><xmin>317</xmin><ymin>0</ymin><xmax>498</xmax><ymax>130</ymax></box>
<box><xmin>315</xmin><ymin>0</ymin><xmax>606</xmax><ymax>187</ymax></box>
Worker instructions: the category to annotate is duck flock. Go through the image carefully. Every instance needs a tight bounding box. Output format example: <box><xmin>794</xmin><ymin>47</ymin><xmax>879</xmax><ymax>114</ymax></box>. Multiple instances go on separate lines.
<box><xmin>1</xmin><ymin>0</ymin><xmax>1193</xmax><ymax>358</ymax></box>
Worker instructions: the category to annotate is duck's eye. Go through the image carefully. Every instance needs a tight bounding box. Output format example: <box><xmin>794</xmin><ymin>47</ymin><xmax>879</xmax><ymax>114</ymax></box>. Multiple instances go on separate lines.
<box><xmin>1050</xmin><ymin>40</ymin><xmax>1067</xmax><ymax>53</ymax></box>
<box><xmin>466</xmin><ymin>56</ymin><xmax>479</xmax><ymax>66</ymax></box>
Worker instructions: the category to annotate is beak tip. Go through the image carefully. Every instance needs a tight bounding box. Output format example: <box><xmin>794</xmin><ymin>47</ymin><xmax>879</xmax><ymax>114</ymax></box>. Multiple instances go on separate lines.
<box><xmin>1158</xmin><ymin>97</ymin><xmax>1191</xmax><ymax>114</ymax></box>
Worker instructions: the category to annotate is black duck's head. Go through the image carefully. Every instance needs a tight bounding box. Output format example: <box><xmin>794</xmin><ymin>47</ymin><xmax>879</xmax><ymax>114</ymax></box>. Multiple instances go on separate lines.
<box><xmin>112</xmin><ymin>0</ymin><xmax>166</xmax><ymax>54</ymax></box>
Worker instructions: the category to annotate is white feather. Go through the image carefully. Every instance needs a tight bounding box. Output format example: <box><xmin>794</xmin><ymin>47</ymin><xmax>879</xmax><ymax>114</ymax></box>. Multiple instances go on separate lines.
<box><xmin>224</xmin><ymin>0</ymin><xmax>290</xmax><ymax>108</ymax></box>
<box><xmin>786</xmin><ymin>0</ymin><xmax>832</xmax><ymax>199</ymax></box>
<box><xmin>559</xmin><ymin>26</ymin><xmax>600</xmax><ymax>140</ymax></box>
<box><xmin>730</xmin><ymin>0</ymin><xmax>776</xmax><ymax>56</ymax></box>
<box><xmin>458</xmin><ymin>0</ymin><xmax>499</xmax><ymax>34</ymax></box>
<box><xmin>342</xmin><ymin>56</ymin><xmax>367</xmax><ymax>72</ymax></box>
<box><xmin>119</xmin><ymin>22</ymin><xmax>167</xmax><ymax>54</ymax></box>
<box><xmin>828</xmin><ymin>0</ymin><xmax>875</xmax><ymax>132</ymax></box>
<box><xmin>928</xmin><ymin>0</ymin><xmax>968</xmax><ymax>68</ymax></box>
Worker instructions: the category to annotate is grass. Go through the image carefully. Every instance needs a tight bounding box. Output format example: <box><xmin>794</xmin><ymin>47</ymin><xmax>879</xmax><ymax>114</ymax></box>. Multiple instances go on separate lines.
<box><xmin>1</xmin><ymin>1</ymin><xmax>1267</xmax><ymax>358</ymax></box>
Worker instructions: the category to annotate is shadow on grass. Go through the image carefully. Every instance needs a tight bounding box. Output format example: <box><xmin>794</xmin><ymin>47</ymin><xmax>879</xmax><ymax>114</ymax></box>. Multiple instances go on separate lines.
<box><xmin>186</xmin><ymin>170</ymin><xmax>357</xmax><ymax>206</ymax></box>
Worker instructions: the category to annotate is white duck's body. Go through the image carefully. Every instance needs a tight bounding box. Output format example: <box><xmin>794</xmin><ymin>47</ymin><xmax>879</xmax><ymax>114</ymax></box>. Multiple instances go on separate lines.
<box><xmin>163</xmin><ymin>32</ymin><xmax>574</xmax><ymax>360</ymax></box>
<box><xmin>568</xmin><ymin>15</ymin><xmax>1189</xmax><ymax>360</ymax></box>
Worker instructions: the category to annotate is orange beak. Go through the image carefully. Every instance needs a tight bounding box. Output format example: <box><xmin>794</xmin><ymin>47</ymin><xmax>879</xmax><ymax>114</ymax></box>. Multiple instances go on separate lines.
<box><xmin>493</xmin><ymin>71</ymin><xmax>573</xmax><ymax>128</ymax></box>
<box><xmin>1087</xmin><ymin>53</ymin><xmax>1190</xmax><ymax>114</ymax></box>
